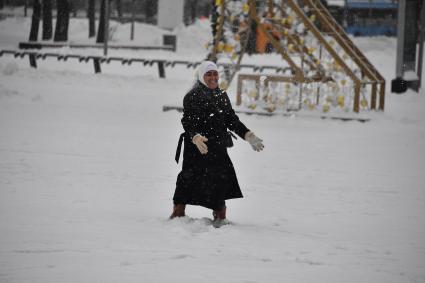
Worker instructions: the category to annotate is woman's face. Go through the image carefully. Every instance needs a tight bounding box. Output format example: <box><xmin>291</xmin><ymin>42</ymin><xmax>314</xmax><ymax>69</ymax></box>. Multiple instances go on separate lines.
<box><xmin>203</xmin><ymin>70</ymin><xmax>219</xmax><ymax>89</ymax></box>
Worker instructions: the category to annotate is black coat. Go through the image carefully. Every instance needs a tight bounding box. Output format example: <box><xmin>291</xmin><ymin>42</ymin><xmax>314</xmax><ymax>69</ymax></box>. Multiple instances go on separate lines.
<box><xmin>173</xmin><ymin>81</ymin><xmax>250</xmax><ymax>210</ymax></box>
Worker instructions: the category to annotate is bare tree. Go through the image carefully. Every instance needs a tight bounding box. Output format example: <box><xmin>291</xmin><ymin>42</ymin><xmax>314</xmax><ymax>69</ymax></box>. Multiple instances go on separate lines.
<box><xmin>70</xmin><ymin>1</ymin><xmax>77</xmax><ymax>17</ymax></box>
<box><xmin>29</xmin><ymin>0</ymin><xmax>42</xmax><ymax>41</ymax></box>
<box><xmin>145</xmin><ymin>0</ymin><xmax>157</xmax><ymax>24</ymax></box>
<box><xmin>96</xmin><ymin>0</ymin><xmax>108</xmax><ymax>43</ymax></box>
<box><xmin>54</xmin><ymin>0</ymin><xmax>70</xmax><ymax>42</ymax></box>
<box><xmin>88</xmin><ymin>0</ymin><xmax>96</xmax><ymax>38</ymax></box>
<box><xmin>116</xmin><ymin>0</ymin><xmax>123</xmax><ymax>22</ymax></box>
<box><xmin>130</xmin><ymin>0</ymin><xmax>135</xmax><ymax>40</ymax></box>
<box><xmin>184</xmin><ymin>0</ymin><xmax>197</xmax><ymax>25</ymax></box>
<box><xmin>42</xmin><ymin>0</ymin><xmax>53</xmax><ymax>40</ymax></box>
<box><xmin>24</xmin><ymin>0</ymin><xmax>28</xmax><ymax>16</ymax></box>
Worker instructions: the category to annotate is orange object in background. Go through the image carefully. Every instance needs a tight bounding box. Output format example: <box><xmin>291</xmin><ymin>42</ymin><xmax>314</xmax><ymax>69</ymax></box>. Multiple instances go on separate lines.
<box><xmin>256</xmin><ymin>21</ymin><xmax>281</xmax><ymax>54</ymax></box>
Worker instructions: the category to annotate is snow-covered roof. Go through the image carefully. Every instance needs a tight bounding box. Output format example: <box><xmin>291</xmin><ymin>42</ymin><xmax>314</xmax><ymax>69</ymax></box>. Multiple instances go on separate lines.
<box><xmin>327</xmin><ymin>0</ymin><xmax>345</xmax><ymax>7</ymax></box>
<box><xmin>346</xmin><ymin>0</ymin><xmax>398</xmax><ymax>9</ymax></box>
<box><xmin>327</xmin><ymin>0</ymin><xmax>398</xmax><ymax>8</ymax></box>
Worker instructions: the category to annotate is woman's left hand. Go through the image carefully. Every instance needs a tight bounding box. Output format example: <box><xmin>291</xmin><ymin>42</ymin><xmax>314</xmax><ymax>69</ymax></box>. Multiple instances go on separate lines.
<box><xmin>245</xmin><ymin>131</ymin><xmax>264</xmax><ymax>152</ymax></box>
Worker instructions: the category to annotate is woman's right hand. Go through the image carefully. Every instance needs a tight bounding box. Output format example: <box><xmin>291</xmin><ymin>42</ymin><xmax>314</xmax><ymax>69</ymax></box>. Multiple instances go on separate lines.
<box><xmin>192</xmin><ymin>134</ymin><xmax>208</xmax><ymax>154</ymax></box>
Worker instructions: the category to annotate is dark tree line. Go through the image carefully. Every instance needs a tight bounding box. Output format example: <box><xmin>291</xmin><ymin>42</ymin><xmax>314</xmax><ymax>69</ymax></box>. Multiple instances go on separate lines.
<box><xmin>27</xmin><ymin>0</ymin><xmax>146</xmax><ymax>43</ymax></box>
<box><xmin>28</xmin><ymin>0</ymin><xmax>96</xmax><ymax>42</ymax></box>
<box><xmin>28</xmin><ymin>0</ymin><xmax>122</xmax><ymax>42</ymax></box>
<box><xmin>26</xmin><ymin>0</ymin><xmax>211</xmax><ymax>43</ymax></box>
<box><xmin>29</xmin><ymin>0</ymin><xmax>68</xmax><ymax>42</ymax></box>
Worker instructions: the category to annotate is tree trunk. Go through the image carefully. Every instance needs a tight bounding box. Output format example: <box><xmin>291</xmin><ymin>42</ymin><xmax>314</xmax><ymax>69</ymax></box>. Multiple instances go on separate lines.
<box><xmin>96</xmin><ymin>0</ymin><xmax>106</xmax><ymax>43</ymax></box>
<box><xmin>96</xmin><ymin>0</ymin><xmax>113</xmax><ymax>43</ymax></box>
<box><xmin>88</xmin><ymin>0</ymin><xmax>96</xmax><ymax>38</ymax></box>
<box><xmin>145</xmin><ymin>0</ymin><xmax>157</xmax><ymax>24</ymax></box>
<box><xmin>70</xmin><ymin>1</ymin><xmax>77</xmax><ymax>17</ymax></box>
<box><xmin>42</xmin><ymin>0</ymin><xmax>53</xmax><ymax>40</ymax></box>
<box><xmin>210</xmin><ymin>0</ymin><xmax>218</xmax><ymax>45</ymax></box>
<box><xmin>0</xmin><ymin>0</ymin><xmax>4</xmax><ymax>10</ymax></box>
<box><xmin>29</xmin><ymin>0</ymin><xmax>42</xmax><ymax>41</ymax></box>
<box><xmin>130</xmin><ymin>0</ymin><xmax>135</xmax><ymax>40</ymax></box>
<box><xmin>54</xmin><ymin>0</ymin><xmax>70</xmax><ymax>42</ymax></box>
<box><xmin>190</xmin><ymin>0</ymin><xmax>197</xmax><ymax>23</ymax></box>
<box><xmin>24</xmin><ymin>0</ymin><xmax>28</xmax><ymax>17</ymax></box>
<box><xmin>184</xmin><ymin>0</ymin><xmax>197</xmax><ymax>25</ymax></box>
<box><xmin>116</xmin><ymin>0</ymin><xmax>122</xmax><ymax>22</ymax></box>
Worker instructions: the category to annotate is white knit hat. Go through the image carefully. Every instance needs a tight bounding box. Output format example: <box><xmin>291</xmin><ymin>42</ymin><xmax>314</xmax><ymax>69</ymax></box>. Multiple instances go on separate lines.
<box><xmin>197</xmin><ymin>61</ymin><xmax>218</xmax><ymax>87</ymax></box>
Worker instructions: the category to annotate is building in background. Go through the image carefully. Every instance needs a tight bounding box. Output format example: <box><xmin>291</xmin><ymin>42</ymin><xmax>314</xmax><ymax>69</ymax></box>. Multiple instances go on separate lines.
<box><xmin>327</xmin><ymin>0</ymin><xmax>398</xmax><ymax>36</ymax></box>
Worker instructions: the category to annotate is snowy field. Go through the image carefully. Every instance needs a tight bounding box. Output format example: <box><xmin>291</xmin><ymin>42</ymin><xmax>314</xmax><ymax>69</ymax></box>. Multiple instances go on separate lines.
<box><xmin>1</xmin><ymin>16</ymin><xmax>425</xmax><ymax>283</ymax></box>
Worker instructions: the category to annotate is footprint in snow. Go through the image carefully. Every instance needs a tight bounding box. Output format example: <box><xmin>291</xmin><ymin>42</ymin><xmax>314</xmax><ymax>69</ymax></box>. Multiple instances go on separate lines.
<box><xmin>171</xmin><ymin>254</ymin><xmax>191</xmax><ymax>260</ymax></box>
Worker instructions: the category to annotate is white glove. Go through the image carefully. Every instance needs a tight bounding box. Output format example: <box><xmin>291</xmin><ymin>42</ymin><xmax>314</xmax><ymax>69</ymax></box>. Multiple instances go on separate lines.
<box><xmin>245</xmin><ymin>131</ymin><xmax>264</xmax><ymax>152</ymax></box>
<box><xmin>192</xmin><ymin>134</ymin><xmax>208</xmax><ymax>154</ymax></box>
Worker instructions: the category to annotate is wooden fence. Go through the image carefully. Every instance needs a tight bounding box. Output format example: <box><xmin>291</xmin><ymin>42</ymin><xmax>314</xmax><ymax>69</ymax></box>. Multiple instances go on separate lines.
<box><xmin>0</xmin><ymin>49</ymin><xmax>292</xmax><ymax>78</ymax></box>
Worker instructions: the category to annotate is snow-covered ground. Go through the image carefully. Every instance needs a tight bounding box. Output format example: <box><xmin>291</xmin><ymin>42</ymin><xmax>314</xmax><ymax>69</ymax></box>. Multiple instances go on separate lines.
<box><xmin>1</xmin><ymin>16</ymin><xmax>424</xmax><ymax>283</ymax></box>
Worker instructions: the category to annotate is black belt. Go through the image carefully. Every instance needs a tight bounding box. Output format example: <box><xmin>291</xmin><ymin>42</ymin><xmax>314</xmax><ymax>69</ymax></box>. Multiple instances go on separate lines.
<box><xmin>175</xmin><ymin>133</ymin><xmax>185</xmax><ymax>164</ymax></box>
<box><xmin>174</xmin><ymin>131</ymin><xmax>237</xmax><ymax>164</ymax></box>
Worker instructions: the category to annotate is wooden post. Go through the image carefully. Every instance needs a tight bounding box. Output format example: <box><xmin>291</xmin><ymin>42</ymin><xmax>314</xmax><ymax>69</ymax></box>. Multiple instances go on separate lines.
<box><xmin>210</xmin><ymin>0</ymin><xmax>225</xmax><ymax>61</ymax></box>
<box><xmin>299</xmin><ymin>50</ymin><xmax>304</xmax><ymax>110</ymax></box>
<box><xmin>370</xmin><ymin>82</ymin><xmax>377</xmax><ymax>109</ymax></box>
<box><xmin>379</xmin><ymin>81</ymin><xmax>385</xmax><ymax>111</ymax></box>
<box><xmin>353</xmin><ymin>82</ymin><xmax>360</xmax><ymax>113</ymax></box>
<box><xmin>267</xmin><ymin>0</ymin><xmax>274</xmax><ymax>17</ymax></box>
<box><xmin>315</xmin><ymin>82</ymin><xmax>320</xmax><ymax>106</ymax></box>
<box><xmin>93</xmin><ymin>58</ymin><xmax>101</xmax><ymax>73</ymax></box>
<box><xmin>255</xmin><ymin>76</ymin><xmax>260</xmax><ymax>101</ymax></box>
<box><xmin>103</xmin><ymin>0</ymin><xmax>110</xmax><ymax>56</ymax></box>
<box><xmin>236</xmin><ymin>75</ymin><xmax>243</xmax><ymax>105</ymax></box>
<box><xmin>316</xmin><ymin>45</ymin><xmax>323</xmax><ymax>105</ymax></box>
<box><xmin>157</xmin><ymin>61</ymin><xmax>165</xmax><ymax>78</ymax></box>
<box><xmin>29</xmin><ymin>54</ymin><xmax>37</xmax><ymax>68</ymax></box>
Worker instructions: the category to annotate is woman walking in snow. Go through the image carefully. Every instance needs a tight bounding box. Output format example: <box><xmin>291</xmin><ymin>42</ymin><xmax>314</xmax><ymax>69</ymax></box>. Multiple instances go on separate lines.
<box><xmin>171</xmin><ymin>61</ymin><xmax>264</xmax><ymax>225</ymax></box>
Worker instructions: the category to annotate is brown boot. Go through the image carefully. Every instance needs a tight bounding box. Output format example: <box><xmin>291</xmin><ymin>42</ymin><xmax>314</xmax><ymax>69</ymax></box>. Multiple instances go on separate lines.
<box><xmin>212</xmin><ymin>206</ymin><xmax>229</xmax><ymax>228</ymax></box>
<box><xmin>170</xmin><ymin>204</ymin><xmax>186</xmax><ymax>219</ymax></box>
<box><xmin>213</xmin><ymin>206</ymin><xmax>226</xmax><ymax>220</ymax></box>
